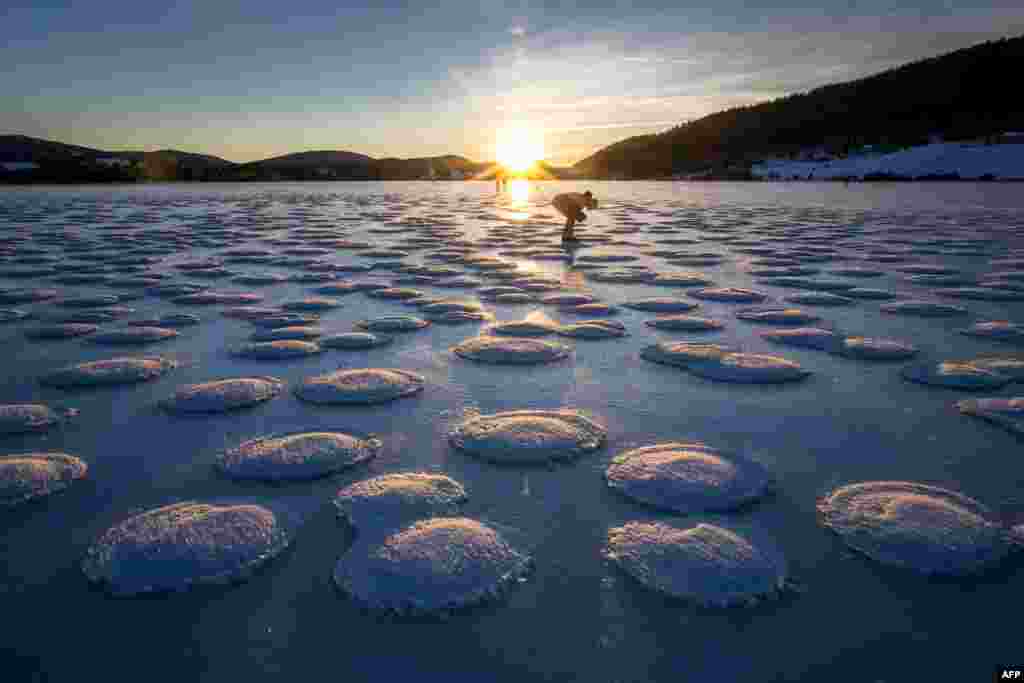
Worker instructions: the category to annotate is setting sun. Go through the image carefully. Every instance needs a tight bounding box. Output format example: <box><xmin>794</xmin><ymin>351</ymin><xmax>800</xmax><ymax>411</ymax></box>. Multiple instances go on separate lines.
<box><xmin>507</xmin><ymin>177</ymin><xmax>530</xmax><ymax>202</ymax></box>
<box><xmin>495</xmin><ymin>124</ymin><xmax>544</xmax><ymax>172</ymax></box>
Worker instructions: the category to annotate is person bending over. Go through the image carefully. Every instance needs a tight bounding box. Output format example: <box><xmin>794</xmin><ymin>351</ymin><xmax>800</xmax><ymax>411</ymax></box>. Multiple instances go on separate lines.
<box><xmin>552</xmin><ymin>191</ymin><xmax>598</xmax><ymax>241</ymax></box>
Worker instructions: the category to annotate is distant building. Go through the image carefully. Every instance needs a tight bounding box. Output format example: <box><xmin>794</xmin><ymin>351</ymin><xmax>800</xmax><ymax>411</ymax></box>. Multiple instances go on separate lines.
<box><xmin>796</xmin><ymin>146</ymin><xmax>832</xmax><ymax>162</ymax></box>
<box><xmin>0</xmin><ymin>161</ymin><xmax>39</xmax><ymax>171</ymax></box>
<box><xmin>142</xmin><ymin>152</ymin><xmax>178</xmax><ymax>181</ymax></box>
<box><xmin>95</xmin><ymin>157</ymin><xmax>133</xmax><ymax>168</ymax></box>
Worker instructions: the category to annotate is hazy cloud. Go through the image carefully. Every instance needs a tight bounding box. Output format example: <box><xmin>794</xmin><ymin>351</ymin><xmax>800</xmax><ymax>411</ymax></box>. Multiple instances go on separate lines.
<box><xmin>5</xmin><ymin>1</ymin><xmax>1022</xmax><ymax>162</ymax></box>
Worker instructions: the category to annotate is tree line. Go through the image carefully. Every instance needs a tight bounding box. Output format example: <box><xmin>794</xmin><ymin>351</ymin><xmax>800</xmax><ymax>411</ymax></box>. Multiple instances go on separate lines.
<box><xmin>574</xmin><ymin>35</ymin><xmax>1024</xmax><ymax>178</ymax></box>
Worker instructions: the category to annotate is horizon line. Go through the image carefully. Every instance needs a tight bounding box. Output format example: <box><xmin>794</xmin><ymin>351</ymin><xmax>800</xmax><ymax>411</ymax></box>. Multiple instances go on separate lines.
<box><xmin>0</xmin><ymin>132</ymin><xmax>603</xmax><ymax>168</ymax></box>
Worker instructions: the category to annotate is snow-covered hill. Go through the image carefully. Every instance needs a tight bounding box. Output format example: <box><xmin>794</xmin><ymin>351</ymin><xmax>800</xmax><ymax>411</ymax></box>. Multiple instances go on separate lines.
<box><xmin>752</xmin><ymin>142</ymin><xmax>1024</xmax><ymax>180</ymax></box>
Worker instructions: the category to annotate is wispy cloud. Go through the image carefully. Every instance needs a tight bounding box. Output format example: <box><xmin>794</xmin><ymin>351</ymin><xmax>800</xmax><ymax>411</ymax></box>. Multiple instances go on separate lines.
<box><xmin>548</xmin><ymin>120</ymin><xmax>681</xmax><ymax>132</ymax></box>
<box><xmin>622</xmin><ymin>56</ymin><xmax>702</xmax><ymax>65</ymax></box>
<box><xmin>8</xmin><ymin>1</ymin><xmax>1023</xmax><ymax>163</ymax></box>
<box><xmin>439</xmin><ymin>7</ymin><xmax>1024</xmax><ymax>164</ymax></box>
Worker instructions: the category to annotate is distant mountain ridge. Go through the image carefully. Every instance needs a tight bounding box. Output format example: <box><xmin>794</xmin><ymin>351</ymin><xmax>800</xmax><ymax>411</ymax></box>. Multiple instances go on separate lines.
<box><xmin>6</xmin><ymin>35</ymin><xmax>1023</xmax><ymax>183</ymax></box>
<box><xmin>575</xmin><ymin>35</ymin><xmax>1024</xmax><ymax>178</ymax></box>
<box><xmin>0</xmin><ymin>135</ymin><xmax>528</xmax><ymax>182</ymax></box>
<box><xmin>116</xmin><ymin>150</ymin><xmax>235</xmax><ymax>167</ymax></box>
<box><xmin>0</xmin><ymin>135</ymin><xmax>108</xmax><ymax>163</ymax></box>
<box><xmin>0</xmin><ymin>135</ymin><xmax>234</xmax><ymax>167</ymax></box>
<box><xmin>249</xmin><ymin>150</ymin><xmax>375</xmax><ymax>167</ymax></box>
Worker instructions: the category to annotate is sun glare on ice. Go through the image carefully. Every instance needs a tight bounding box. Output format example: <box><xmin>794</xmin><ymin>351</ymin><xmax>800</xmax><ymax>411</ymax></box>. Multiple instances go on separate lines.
<box><xmin>496</xmin><ymin>125</ymin><xmax>544</xmax><ymax>173</ymax></box>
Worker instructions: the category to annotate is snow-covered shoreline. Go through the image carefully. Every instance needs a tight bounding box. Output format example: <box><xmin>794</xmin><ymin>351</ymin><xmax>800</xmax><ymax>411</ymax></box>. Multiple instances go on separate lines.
<box><xmin>752</xmin><ymin>142</ymin><xmax>1024</xmax><ymax>181</ymax></box>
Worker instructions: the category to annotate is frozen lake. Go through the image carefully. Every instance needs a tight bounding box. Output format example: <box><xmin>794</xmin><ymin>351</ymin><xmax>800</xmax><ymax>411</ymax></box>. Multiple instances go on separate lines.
<box><xmin>2</xmin><ymin>180</ymin><xmax>1023</xmax><ymax>682</ymax></box>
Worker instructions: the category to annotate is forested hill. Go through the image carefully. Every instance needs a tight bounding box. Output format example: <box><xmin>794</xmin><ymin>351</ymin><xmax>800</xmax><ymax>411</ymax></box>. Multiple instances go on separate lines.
<box><xmin>574</xmin><ymin>35</ymin><xmax>1024</xmax><ymax>179</ymax></box>
<box><xmin>1</xmin><ymin>136</ymin><xmax>573</xmax><ymax>182</ymax></box>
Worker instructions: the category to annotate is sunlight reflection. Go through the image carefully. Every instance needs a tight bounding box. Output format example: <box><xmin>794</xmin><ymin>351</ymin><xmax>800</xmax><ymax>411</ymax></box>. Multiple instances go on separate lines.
<box><xmin>495</xmin><ymin>208</ymin><xmax>533</xmax><ymax>222</ymax></box>
<box><xmin>496</xmin><ymin>125</ymin><xmax>544</xmax><ymax>172</ymax></box>
<box><xmin>508</xmin><ymin>178</ymin><xmax>530</xmax><ymax>203</ymax></box>
<box><xmin>561</xmin><ymin>269</ymin><xmax>587</xmax><ymax>290</ymax></box>
<box><xmin>524</xmin><ymin>309</ymin><xmax>560</xmax><ymax>326</ymax></box>
<box><xmin>510</xmin><ymin>259</ymin><xmax>540</xmax><ymax>275</ymax></box>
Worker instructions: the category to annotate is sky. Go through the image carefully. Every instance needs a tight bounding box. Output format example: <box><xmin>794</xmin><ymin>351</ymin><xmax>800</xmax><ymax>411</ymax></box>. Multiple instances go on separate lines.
<box><xmin>2</xmin><ymin>1</ymin><xmax>1023</xmax><ymax>165</ymax></box>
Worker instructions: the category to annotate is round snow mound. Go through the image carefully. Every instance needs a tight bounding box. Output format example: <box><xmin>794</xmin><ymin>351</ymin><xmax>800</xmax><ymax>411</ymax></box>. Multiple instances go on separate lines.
<box><xmin>41</xmin><ymin>357</ymin><xmax>176</xmax><ymax>388</ymax></box>
<box><xmin>901</xmin><ymin>361</ymin><xmax>1011</xmax><ymax>390</ymax></box>
<box><xmin>818</xmin><ymin>481</ymin><xmax>1018</xmax><ymax>575</ymax></box>
<box><xmin>295</xmin><ymin>368</ymin><xmax>424</xmax><ymax>405</ymax></box>
<box><xmin>219</xmin><ymin>431</ymin><xmax>381</xmax><ymax>481</ymax></box>
<box><xmin>541</xmin><ymin>293</ymin><xmax>596</xmax><ymax>307</ymax></box>
<box><xmin>642</xmin><ymin>341</ymin><xmax>808</xmax><ymax>382</ymax></box>
<box><xmin>356</xmin><ymin>316</ymin><xmax>430</xmax><ymax>333</ymax></box>
<box><xmin>333</xmin><ymin>517</ymin><xmax>530</xmax><ymax>614</ymax></box>
<box><xmin>1</xmin><ymin>452</ymin><xmax>87</xmax><ymax>507</ymax></box>
<box><xmin>736</xmin><ymin>307</ymin><xmax>820</xmax><ymax>325</ymax></box>
<box><xmin>960</xmin><ymin>321</ymin><xmax>1024</xmax><ymax>344</ymax></box>
<box><xmin>689</xmin><ymin>287</ymin><xmax>768</xmax><ymax>303</ymax></box>
<box><xmin>969</xmin><ymin>357</ymin><xmax>1024</xmax><ymax>381</ymax></box>
<box><xmin>644</xmin><ymin>316</ymin><xmax>723</xmax><ymax>332</ymax></box>
<box><xmin>418</xmin><ymin>301</ymin><xmax>484</xmax><ymax>316</ymax></box>
<box><xmin>783</xmin><ymin>292</ymin><xmax>854</xmax><ymax>307</ymax></box>
<box><xmin>484</xmin><ymin>320</ymin><xmax>559</xmax><ymax>337</ymax></box>
<box><xmin>606</xmin><ymin>521</ymin><xmax>788</xmax><ymax>607</ymax></box>
<box><xmin>233</xmin><ymin>340</ymin><xmax>322</xmax><ymax>360</ymax></box>
<box><xmin>0</xmin><ymin>309</ymin><xmax>31</xmax><ymax>324</ymax></box>
<box><xmin>453</xmin><ymin>336</ymin><xmax>570</xmax><ymax>365</ymax></box>
<box><xmin>248</xmin><ymin>313</ymin><xmax>320</xmax><ymax>329</ymax></box>
<box><xmin>606</xmin><ymin>442</ymin><xmax>772</xmax><ymax>514</ymax></box>
<box><xmin>90</xmin><ymin>327</ymin><xmax>179</xmax><ymax>345</ymax></box>
<box><xmin>556</xmin><ymin>320</ymin><xmax>627</xmax><ymax>339</ymax></box>
<box><xmin>247</xmin><ymin>324</ymin><xmax>321</xmax><ymax>342</ymax></box>
<box><xmin>623</xmin><ymin>298</ymin><xmax>699</xmax><ymax>313</ymax></box>
<box><xmin>881</xmin><ymin>301</ymin><xmax>968</xmax><ymax>317</ymax></box>
<box><xmin>57</xmin><ymin>295</ymin><xmax>120</xmax><ymax>309</ymax></box>
<box><xmin>319</xmin><ymin>332</ymin><xmax>393</xmax><ymax>350</ymax></box>
<box><xmin>640</xmin><ymin>341</ymin><xmax>735</xmax><ymax>367</ymax></box>
<box><xmin>760</xmin><ymin>328</ymin><xmax>840</xmax><ymax>351</ymax></box>
<box><xmin>0</xmin><ymin>404</ymin><xmax>61</xmax><ymax>435</ymax></box>
<box><xmin>164</xmin><ymin>377</ymin><xmax>285</xmax><ymax>413</ymax></box>
<box><xmin>587</xmin><ymin>269</ymin><xmax>653</xmax><ymax>284</ymax></box>
<box><xmin>82</xmin><ymin>501</ymin><xmax>291</xmax><ymax>595</ymax></box>
<box><xmin>650</xmin><ymin>272</ymin><xmax>713</xmax><ymax>287</ymax></box>
<box><xmin>838</xmin><ymin>336</ymin><xmax>918</xmax><ymax>361</ymax></box>
<box><xmin>956</xmin><ymin>397</ymin><xmax>1024</xmax><ymax>437</ymax></box>
<box><xmin>449</xmin><ymin>409</ymin><xmax>606</xmax><ymax>464</ymax></box>
<box><xmin>426</xmin><ymin>310</ymin><xmax>493</xmax><ymax>324</ymax></box>
<box><xmin>844</xmin><ymin>288</ymin><xmax>898</xmax><ymax>300</ymax></box>
<box><xmin>25</xmin><ymin>323</ymin><xmax>99</xmax><ymax>340</ymax></box>
<box><xmin>684</xmin><ymin>353</ymin><xmax>811</xmax><ymax>384</ymax></box>
<box><xmin>366</xmin><ymin>287</ymin><xmax>424</xmax><ymax>301</ymax></box>
<box><xmin>335</xmin><ymin>472</ymin><xmax>467</xmax><ymax>535</ymax></box>
<box><xmin>281</xmin><ymin>297</ymin><xmax>341</xmax><ymax>311</ymax></box>
<box><xmin>0</xmin><ymin>288</ymin><xmax>58</xmax><ymax>305</ymax></box>
<box><xmin>561</xmin><ymin>302</ymin><xmax>620</xmax><ymax>316</ymax></box>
